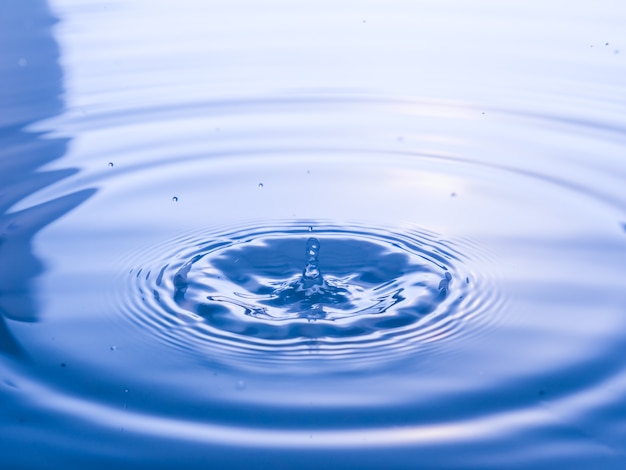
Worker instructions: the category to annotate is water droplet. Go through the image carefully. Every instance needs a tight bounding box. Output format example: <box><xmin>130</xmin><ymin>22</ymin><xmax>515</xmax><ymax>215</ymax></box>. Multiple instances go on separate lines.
<box><xmin>308</xmin><ymin>226</ymin><xmax>313</xmax><ymax>232</ymax></box>
<box><xmin>172</xmin><ymin>196</ymin><xmax>178</xmax><ymax>202</ymax></box>
<box><xmin>302</xmin><ymin>238</ymin><xmax>322</xmax><ymax>283</ymax></box>
<box><xmin>108</xmin><ymin>162</ymin><xmax>114</xmax><ymax>168</ymax></box>
<box><xmin>110</xmin><ymin>346</ymin><xmax>117</xmax><ymax>351</ymax></box>
<box><xmin>258</xmin><ymin>183</ymin><xmax>264</xmax><ymax>189</ymax></box>
<box><xmin>235</xmin><ymin>380</ymin><xmax>246</xmax><ymax>390</ymax></box>
<box><xmin>605</xmin><ymin>42</ymin><xmax>610</xmax><ymax>46</ymax></box>
<box><xmin>450</xmin><ymin>192</ymin><xmax>457</xmax><ymax>197</ymax></box>
<box><xmin>124</xmin><ymin>389</ymin><xmax>129</xmax><ymax>393</ymax></box>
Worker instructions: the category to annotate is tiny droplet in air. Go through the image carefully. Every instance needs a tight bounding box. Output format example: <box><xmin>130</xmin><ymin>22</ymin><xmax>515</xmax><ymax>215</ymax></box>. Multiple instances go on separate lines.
<box><xmin>258</xmin><ymin>183</ymin><xmax>264</xmax><ymax>189</ymax></box>
<box><xmin>308</xmin><ymin>226</ymin><xmax>313</xmax><ymax>232</ymax></box>
<box><xmin>172</xmin><ymin>196</ymin><xmax>178</xmax><ymax>202</ymax></box>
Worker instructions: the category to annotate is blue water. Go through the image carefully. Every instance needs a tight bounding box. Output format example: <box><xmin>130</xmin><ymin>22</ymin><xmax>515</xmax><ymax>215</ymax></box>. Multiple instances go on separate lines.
<box><xmin>2</xmin><ymin>0</ymin><xmax>626</xmax><ymax>468</ymax></box>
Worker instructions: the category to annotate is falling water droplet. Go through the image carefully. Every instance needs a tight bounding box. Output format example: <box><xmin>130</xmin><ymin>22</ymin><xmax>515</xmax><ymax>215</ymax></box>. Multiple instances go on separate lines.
<box><xmin>308</xmin><ymin>226</ymin><xmax>313</xmax><ymax>232</ymax></box>
<box><xmin>172</xmin><ymin>196</ymin><xmax>178</xmax><ymax>202</ymax></box>
<box><xmin>302</xmin><ymin>237</ymin><xmax>322</xmax><ymax>285</ymax></box>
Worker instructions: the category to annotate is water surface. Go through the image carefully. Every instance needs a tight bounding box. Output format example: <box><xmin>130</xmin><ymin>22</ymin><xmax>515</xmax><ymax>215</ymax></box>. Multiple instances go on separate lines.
<box><xmin>2</xmin><ymin>0</ymin><xmax>626</xmax><ymax>468</ymax></box>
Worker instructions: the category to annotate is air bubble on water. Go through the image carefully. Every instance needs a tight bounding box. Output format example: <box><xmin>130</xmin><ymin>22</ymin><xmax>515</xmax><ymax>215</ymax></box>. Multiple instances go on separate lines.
<box><xmin>172</xmin><ymin>196</ymin><xmax>178</xmax><ymax>202</ymax></box>
<box><xmin>108</xmin><ymin>162</ymin><xmax>114</xmax><ymax>168</ymax></box>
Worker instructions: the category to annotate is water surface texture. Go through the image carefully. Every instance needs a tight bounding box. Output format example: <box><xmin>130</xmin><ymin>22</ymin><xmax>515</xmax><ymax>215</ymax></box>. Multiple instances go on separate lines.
<box><xmin>2</xmin><ymin>1</ymin><xmax>626</xmax><ymax>468</ymax></box>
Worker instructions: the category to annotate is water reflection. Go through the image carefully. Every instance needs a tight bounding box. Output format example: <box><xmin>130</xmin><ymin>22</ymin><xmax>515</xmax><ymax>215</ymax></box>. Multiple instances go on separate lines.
<box><xmin>0</xmin><ymin>0</ymin><xmax>94</xmax><ymax>356</ymax></box>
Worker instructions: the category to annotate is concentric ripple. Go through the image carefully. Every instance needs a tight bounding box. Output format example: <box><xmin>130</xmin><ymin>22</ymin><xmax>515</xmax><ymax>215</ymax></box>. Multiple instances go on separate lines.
<box><xmin>117</xmin><ymin>221</ymin><xmax>503</xmax><ymax>372</ymax></box>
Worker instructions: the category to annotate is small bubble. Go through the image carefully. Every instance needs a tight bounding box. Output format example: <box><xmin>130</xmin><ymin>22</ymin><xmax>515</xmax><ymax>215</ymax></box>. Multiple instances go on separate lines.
<box><xmin>110</xmin><ymin>346</ymin><xmax>117</xmax><ymax>351</ymax></box>
<box><xmin>235</xmin><ymin>380</ymin><xmax>246</xmax><ymax>390</ymax></box>
<box><xmin>108</xmin><ymin>162</ymin><xmax>114</xmax><ymax>168</ymax></box>
<box><xmin>172</xmin><ymin>196</ymin><xmax>178</xmax><ymax>202</ymax></box>
<box><xmin>124</xmin><ymin>388</ymin><xmax>129</xmax><ymax>393</ymax></box>
<box><xmin>258</xmin><ymin>183</ymin><xmax>264</xmax><ymax>189</ymax></box>
<box><xmin>308</xmin><ymin>226</ymin><xmax>313</xmax><ymax>232</ymax></box>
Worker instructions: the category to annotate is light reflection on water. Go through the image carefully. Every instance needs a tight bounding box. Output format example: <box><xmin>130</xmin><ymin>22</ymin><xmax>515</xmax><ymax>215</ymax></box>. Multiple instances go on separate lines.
<box><xmin>1</xmin><ymin>0</ymin><xmax>626</xmax><ymax>468</ymax></box>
